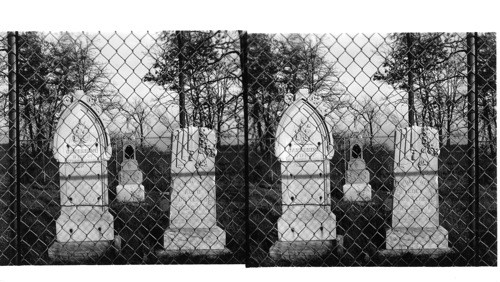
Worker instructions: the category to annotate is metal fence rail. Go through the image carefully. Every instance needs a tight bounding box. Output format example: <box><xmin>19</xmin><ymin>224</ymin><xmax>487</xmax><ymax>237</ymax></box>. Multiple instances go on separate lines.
<box><xmin>0</xmin><ymin>31</ymin><xmax>496</xmax><ymax>266</ymax></box>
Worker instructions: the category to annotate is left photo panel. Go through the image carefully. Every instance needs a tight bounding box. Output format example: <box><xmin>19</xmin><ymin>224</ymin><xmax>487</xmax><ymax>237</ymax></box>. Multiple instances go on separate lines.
<box><xmin>0</xmin><ymin>31</ymin><xmax>246</xmax><ymax>265</ymax></box>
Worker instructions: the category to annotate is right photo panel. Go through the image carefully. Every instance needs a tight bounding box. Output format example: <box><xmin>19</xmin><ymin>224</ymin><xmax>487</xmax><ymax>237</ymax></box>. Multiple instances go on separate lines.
<box><xmin>245</xmin><ymin>33</ymin><xmax>497</xmax><ymax>267</ymax></box>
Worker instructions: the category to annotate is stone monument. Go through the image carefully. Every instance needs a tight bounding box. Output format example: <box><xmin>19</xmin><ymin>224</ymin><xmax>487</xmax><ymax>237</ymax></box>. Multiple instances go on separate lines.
<box><xmin>49</xmin><ymin>90</ymin><xmax>115</xmax><ymax>261</ymax></box>
<box><xmin>116</xmin><ymin>139</ymin><xmax>145</xmax><ymax>202</ymax></box>
<box><xmin>270</xmin><ymin>91</ymin><xmax>337</xmax><ymax>260</ymax></box>
<box><xmin>385</xmin><ymin>126</ymin><xmax>449</xmax><ymax>253</ymax></box>
<box><xmin>342</xmin><ymin>137</ymin><xmax>372</xmax><ymax>201</ymax></box>
<box><xmin>160</xmin><ymin>126</ymin><xmax>229</xmax><ymax>255</ymax></box>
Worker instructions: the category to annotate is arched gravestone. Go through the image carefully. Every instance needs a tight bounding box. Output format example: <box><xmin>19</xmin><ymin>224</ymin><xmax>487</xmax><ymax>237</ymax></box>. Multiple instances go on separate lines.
<box><xmin>116</xmin><ymin>141</ymin><xmax>145</xmax><ymax>202</ymax></box>
<box><xmin>270</xmin><ymin>95</ymin><xmax>337</xmax><ymax>260</ymax></box>
<box><xmin>49</xmin><ymin>90</ymin><xmax>114</xmax><ymax>261</ymax></box>
<box><xmin>385</xmin><ymin>126</ymin><xmax>449</xmax><ymax>254</ymax></box>
<box><xmin>159</xmin><ymin>126</ymin><xmax>229</xmax><ymax>256</ymax></box>
<box><xmin>342</xmin><ymin>138</ymin><xmax>372</xmax><ymax>201</ymax></box>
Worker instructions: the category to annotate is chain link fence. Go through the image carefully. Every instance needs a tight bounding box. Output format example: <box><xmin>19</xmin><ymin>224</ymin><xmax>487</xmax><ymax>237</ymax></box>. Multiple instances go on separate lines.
<box><xmin>246</xmin><ymin>33</ymin><xmax>496</xmax><ymax>267</ymax></box>
<box><xmin>0</xmin><ymin>31</ymin><xmax>246</xmax><ymax>265</ymax></box>
<box><xmin>0</xmin><ymin>31</ymin><xmax>496</xmax><ymax>266</ymax></box>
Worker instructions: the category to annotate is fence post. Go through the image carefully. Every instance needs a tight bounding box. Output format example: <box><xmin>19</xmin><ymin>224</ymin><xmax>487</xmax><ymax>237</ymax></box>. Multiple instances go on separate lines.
<box><xmin>238</xmin><ymin>30</ymin><xmax>250</xmax><ymax>264</ymax></box>
<box><xmin>466</xmin><ymin>32</ymin><xmax>478</xmax><ymax>266</ymax></box>
<box><xmin>176</xmin><ymin>31</ymin><xmax>187</xmax><ymax>128</ymax></box>
<box><xmin>7</xmin><ymin>31</ymin><xmax>20</xmax><ymax>265</ymax></box>
<box><xmin>473</xmin><ymin>32</ymin><xmax>480</xmax><ymax>266</ymax></box>
<box><xmin>406</xmin><ymin>33</ymin><xmax>415</xmax><ymax>127</ymax></box>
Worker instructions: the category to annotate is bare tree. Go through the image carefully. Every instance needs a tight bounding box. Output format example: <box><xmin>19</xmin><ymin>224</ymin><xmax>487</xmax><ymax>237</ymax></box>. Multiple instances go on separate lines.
<box><xmin>145</xmin><ymin>31</ymin><xmax>243</xmax><ymax>141</ymax></box>
<box><xmin>374</xmin><ymin>33</ymin><xmax>474</xmax><ymax>146</ymax></box>
<box><xmin>247</xmin><ymin>34</ymin><xmax>344</xmax><ymax>153</ymax></box>
<box><xmin>118</xmin><ymin>97</ymin><xmax>153</xmax><ymax>147</ymax></box>
<box><xmin>350</xmin><ymin>96</ymin><xmax>386</xmax><ymax>147</ymax></box>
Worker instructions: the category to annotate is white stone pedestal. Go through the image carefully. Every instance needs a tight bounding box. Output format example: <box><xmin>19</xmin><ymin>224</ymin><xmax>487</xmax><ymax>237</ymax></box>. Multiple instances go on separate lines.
<box><xmin>277</xmin><ymin>206</ymin><xmax>336</xmax><ymax>241</ymax></box>
<box><xmin>116</xmin><ymin>184</ymin><xmax>145</xmax><ymax>203</ymax></box>
<box><xmin>164</xmin><ymin>226</ymin><xmax>226</xmax><ymax>251</ymax></box>
<box><xmin>343</xmin><ymin>183</ymin><xmax>372</xmax><ymax>201</ymax></box>
<box><xmin>386</xmin><ymin>226</ymin><xmax>449</xmax><ymax>250</ymax></box>
<box><xmin>55</xmin><ymin>207</ymin><xmax>114</xmax><ymax>242</ymax></box>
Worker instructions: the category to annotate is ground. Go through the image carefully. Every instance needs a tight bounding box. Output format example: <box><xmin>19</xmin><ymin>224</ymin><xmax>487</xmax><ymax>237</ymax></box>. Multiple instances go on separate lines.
<box><xmin>0</xmin><ymin>142</ymin><xmax>496</xmax><ymax>266</ymax></box>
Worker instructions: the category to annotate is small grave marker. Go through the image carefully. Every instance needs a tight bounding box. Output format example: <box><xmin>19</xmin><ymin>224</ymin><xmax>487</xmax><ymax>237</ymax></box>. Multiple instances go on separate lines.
<box><xmin>116</xmin><ymin>139</ymin><xmax>145</xmax><ymax>202</ymax></box>
<box><xmin>342</xmin><ymin>137</ymin><xmax>372</xmax><ymax>201</ymax></box>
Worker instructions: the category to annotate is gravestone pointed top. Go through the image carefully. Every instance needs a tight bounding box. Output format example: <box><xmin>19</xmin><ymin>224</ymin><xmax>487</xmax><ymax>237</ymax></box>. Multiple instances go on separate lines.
<box><xmin>296</xmin><ymin>88</ymin><xmax>309</xmax><ymax>100</ymax></box>
<box><xmin>53</xmin><ymin>90</ymin><xmax>112</xmax><ymax>162</ymax></box>
<box><xmin>124</xmin><ymin>144</ymin><xmax>135</xmax><ymax>160</ymax></box>
<box><xmin>74</xmin><ymin>90</ymin><xmax>84</xmax><ymax>99</ymax></box>
<box><xmin>351</xmin><ymin>144</ymin><xmax>362</xmax><ymax>159</ymax></box>
<box><xmin>275</xmin><ymin>98</ymin><xmax>334</xmax><ymax>161</ymax></box>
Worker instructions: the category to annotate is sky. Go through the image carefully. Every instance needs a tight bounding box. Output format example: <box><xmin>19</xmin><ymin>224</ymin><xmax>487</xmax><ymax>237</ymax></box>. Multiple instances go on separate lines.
<box><xmin>0</xmin><ymin>32</ymin><xmax>409</xmax><ymax>148</ymax></box>
<box><xmin>0</xmin><ymin>31</ymin><xmax>476</xmax><ymax>149</ymax></box>
<box><xmin>84</xmin><ymin>32</ymin><xmax>406</xmax><ymax>150</ymax></box>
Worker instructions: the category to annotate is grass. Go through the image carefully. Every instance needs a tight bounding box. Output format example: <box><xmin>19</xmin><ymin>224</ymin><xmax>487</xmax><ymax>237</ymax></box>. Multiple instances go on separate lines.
<box><xmin>0</xmin><ymin>141</ymin><xmax>496</xmax><ymax>266</ymax></box>
<box><xmin>0</xmin><ymin>143</ymin><xmax>246</xmax><ymax>265</ymax></box>
<box><xmin>247</xmin><ymin>143</ymin><xmax>497</xmax><ymax>267</ymax></box>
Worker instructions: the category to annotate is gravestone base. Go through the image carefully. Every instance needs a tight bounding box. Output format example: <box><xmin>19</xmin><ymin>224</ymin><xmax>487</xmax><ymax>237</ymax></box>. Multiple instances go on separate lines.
<box><xmin>386</xmin><ymin>226</ymin><xmax>449</xmax><ymax>250</ymax></box>
<box><xmin>48</xmin><ymin>240</ymin><xmax>113</xmax><ymax>262</ymax></box>
<box><xmin>278</xmin><ymin>206</ymin><xmax>337</xmax><ymax>241</ymax></box>
<box><xmin>116</xmin><ymin>184</ymin><xmax>145</xmax><ymax>202</ymax></box>
<box><xmin>343</xmin><ymin>183</ymin><xmax>372</xmax><ymax>201</ymax></box>
<box><xmin>269</xmin><ymin>237</ymin><xmax>343</xmax><ymax>261</ymax></box>
<box><xmin>378</xmin><ymin>247</ymin><xmax>453</xmax><ymax>258</ymax></box>
<box><xmin>157</xmin><ymin>247</ymin><xmax>232</xmax><ymax>258</ymax></box>
<box><xmin>56</xmin><ymin>207</ymin><xmax>114</xmax><ymax>242</ymax></box>
<box><xmin>163</xmin><ymin>226</ymin><xmax>227</xmax><ymax>252</ymax></box>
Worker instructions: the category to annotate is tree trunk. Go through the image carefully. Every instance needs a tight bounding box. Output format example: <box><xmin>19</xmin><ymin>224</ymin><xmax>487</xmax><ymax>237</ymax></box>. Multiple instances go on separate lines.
<box><xmin>369</xmin><ymin>121</ymin><xmax>374</xmax><ymax>147</ymax></box>
<box><xmin>446</xmin><ymin>98</ymin><xmax>455</xmax><ymax>147</ymax></box>
<box><xmin>252</xmin><ymin>100</ymin><xmax>264</xmax><ymax>153</ymax></box>
<box><xmin>139</xmin><ymin>123</ymin><xmax>144</xmax><ymax>147</ymax></box>
<box><xmin>482</xmin><ymin>100</ymin><xmax>495</xmax><ymax>154</ymax></box>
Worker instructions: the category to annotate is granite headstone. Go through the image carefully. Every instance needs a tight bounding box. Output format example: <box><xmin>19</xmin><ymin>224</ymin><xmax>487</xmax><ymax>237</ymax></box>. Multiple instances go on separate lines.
<box><xmin>161</xmin><ymin>126</ymin><xmax>228</xmax><ymax>255</ymax></box>
<box><xmin>386</xmin><ymin>126</ymin><xmax>449</xmax><ymax>252</ymax></box>
<box><xmin>343</xmin><ymin>138</ymin><xmax>372</xmax><ymax>201</ymax></box>
<box><xmin>270</xmin><ymin>92</ymin><xmax>337</xmax><ymax>260</ymax></box>
<box><xmin>116</xmin><ymin>140</ymin><xmax>145</xmax><ymax>202</ymax></box>
<box><xmin>49</xmin><ymin>90</ymin><xmax>114</xmax><ymax>261</ymax></box>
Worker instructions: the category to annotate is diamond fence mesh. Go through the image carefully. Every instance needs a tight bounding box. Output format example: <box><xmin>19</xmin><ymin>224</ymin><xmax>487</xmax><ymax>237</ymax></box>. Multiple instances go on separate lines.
<box><xmin>0</xmin><ymin>32</ymin><xmax>496</xmax><ymax>266</ymax></box>
<box><xmin>245</xmin><ymin>33</ymin><xmax>496</xmax><ymax>267</ymax></box>
<box><xmin>0</xmin><ymin>31</ymin><xmax>246</xmax><ymax>265</ymax></box>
